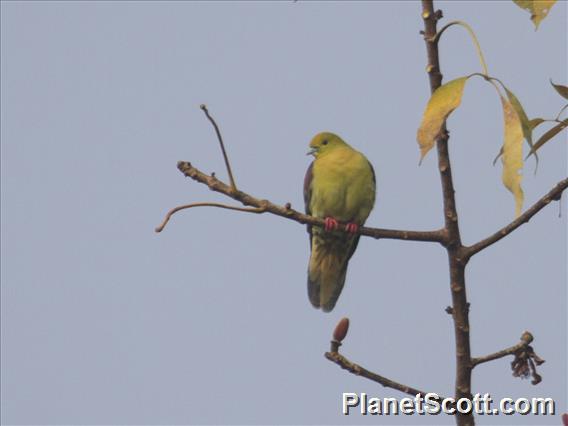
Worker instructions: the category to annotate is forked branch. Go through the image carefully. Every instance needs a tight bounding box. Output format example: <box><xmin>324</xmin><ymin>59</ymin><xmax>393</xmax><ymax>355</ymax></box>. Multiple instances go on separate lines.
<box><xmin>155</xmin><ymin>161</ymin><xmax>447</xmax><ymax>243</ymax></box>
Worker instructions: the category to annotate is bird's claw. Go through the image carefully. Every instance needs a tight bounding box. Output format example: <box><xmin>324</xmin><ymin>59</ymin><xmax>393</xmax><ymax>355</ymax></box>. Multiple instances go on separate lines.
<box><xmin>345</xmin><ymin>223</ymin><xmax>359</xmax><ymax>234</ymax></box>
<box><xmin>324</xmin><ymin>217</ymin><xmax>340</xmax><ymax>232</ymax></box>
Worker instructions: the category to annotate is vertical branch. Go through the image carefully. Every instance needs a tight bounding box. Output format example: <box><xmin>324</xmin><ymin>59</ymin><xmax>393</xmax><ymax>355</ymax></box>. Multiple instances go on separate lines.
<box><xmin>421</xmin><ymin>2</ymin><xmax>473</xmax><ymax>426</ymax></box>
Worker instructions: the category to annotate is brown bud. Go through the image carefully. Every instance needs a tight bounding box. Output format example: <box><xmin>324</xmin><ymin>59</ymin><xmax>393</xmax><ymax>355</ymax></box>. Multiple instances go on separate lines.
<box><xmin>333</xmin><ymin>317</ymin><xmax>350</xmax><ymax>342</ymax></box>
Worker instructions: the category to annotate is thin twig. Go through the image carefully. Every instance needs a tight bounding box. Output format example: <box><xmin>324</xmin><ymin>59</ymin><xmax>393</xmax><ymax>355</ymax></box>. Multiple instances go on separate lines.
<box><xmin>555</xmin><ymin>104</ymin><xmax>568</xmax><ymax>121</ymax></box>
<box><xmin>325</xmin><ymin>351</ymin><xmax>442</xmax><ymax>400</ymax></box>
<box><xmin>471</xmin><ymin>331</ymin><xmax>533</xmax><ymax>367</ymax></box>
<box><xmin>165</xmin><ymin>161</ymin><xmax>447</xmax><ymax>243</ymax></box>
<box><xmin>155</xmin><ymin>202</ymin><xmax>266</xmax><ymax>233</ymax></box>
<box><xmin>200</xmin><ymin>104</ymin><xmax>237</xmax><ymax>191</ymax></box>
<box><xmin>464</xmin><ymin>177</ymin><xmax>568</xmax><ymax>259</ymax></box>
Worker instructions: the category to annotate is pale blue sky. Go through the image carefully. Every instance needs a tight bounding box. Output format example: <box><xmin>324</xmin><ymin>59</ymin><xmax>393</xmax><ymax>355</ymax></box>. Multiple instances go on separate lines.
<box><xmin>1</xmin><ymin>1</ymin><xmax>566</xmax><ymax>425</ymax></box>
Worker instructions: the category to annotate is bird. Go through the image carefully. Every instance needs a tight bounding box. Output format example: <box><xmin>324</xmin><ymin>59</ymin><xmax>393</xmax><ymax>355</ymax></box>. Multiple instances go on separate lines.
<box><xmin>304</xmin><ymin>132</ymin><xmax>376</xmax><ymax>312</ymax></box>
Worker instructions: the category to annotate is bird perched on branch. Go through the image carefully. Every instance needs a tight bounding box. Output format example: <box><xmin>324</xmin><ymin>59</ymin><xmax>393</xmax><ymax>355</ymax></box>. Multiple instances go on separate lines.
<box><xmin>304</xmin><ymin>132</ymin><xmax>376</xmax><ymax>312</ymax></box>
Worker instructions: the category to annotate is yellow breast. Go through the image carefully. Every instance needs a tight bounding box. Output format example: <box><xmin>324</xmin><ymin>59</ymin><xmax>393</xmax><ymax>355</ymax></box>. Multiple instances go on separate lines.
<box><xmin>311</xmin><ymin>147</ymin><xmax>376</xmax><ymax>224</ymax></box>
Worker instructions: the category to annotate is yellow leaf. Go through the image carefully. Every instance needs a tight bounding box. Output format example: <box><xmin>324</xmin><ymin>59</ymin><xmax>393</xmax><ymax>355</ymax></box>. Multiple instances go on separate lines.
<box><xmin>500</xmin><ymin>96</ymin><xmax>524</xmax><ymax>217</ymax></box>
<box><xmin>512</xmin><ymin>0</ymin><xmax>557</xmax><ymax>30</ymax></box>
<box><xmin>417</xmin><ymin>77</ymin><xmax>469</xmax><ymax>162</ymax></box>
<box><xmin>503</xmin><ymin>86</ymin><xmax>538</xmax><ymax>169</ymax></box>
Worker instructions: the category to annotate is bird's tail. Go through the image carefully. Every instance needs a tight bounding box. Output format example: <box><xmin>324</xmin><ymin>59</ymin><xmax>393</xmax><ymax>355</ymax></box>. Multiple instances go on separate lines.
<box><xmin>307</xmin><ymin>240</ymin><xmax>351</xmax><ymax>312</ymax></box>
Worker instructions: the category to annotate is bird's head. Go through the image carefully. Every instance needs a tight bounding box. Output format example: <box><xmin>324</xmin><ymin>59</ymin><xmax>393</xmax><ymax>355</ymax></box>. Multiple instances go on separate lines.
<box><xmin>307</xmin><ymin>132</ymin><xmax>348</xmax><ymax>158</ymax></box>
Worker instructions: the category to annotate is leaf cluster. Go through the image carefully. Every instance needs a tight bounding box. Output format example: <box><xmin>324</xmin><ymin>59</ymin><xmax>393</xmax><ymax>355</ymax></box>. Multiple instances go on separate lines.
<box><xmin>417</xmin><ymin>7</ymin><xmax>565</xmax><ymax>217</ymax></box>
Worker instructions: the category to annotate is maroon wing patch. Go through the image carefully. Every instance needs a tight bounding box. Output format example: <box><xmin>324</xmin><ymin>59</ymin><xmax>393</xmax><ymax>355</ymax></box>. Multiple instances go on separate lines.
<box><xmin>304</xmin><ymin>162</ymin><xmax>314</xmax><ymax>243</ymax></box>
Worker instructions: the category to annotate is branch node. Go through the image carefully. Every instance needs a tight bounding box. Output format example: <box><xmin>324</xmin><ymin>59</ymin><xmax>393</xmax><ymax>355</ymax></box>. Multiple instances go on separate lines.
<box><xmin>520</xmin><ymin>331</ymin><xmax>534</xmax><ymax>345</ymax></box>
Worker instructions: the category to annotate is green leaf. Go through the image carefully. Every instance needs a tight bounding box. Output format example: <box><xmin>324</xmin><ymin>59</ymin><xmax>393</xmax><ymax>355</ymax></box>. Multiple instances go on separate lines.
<box><xmin>526</xmin><ymin>119</ymin><xmax>568</xmax><ymax>158</ymax></box>
<box><xmin>550</xmin><ymin>79</ymin><xmax>568</xmax><ymax>100</ymax></box>
<box><xmin>513</xmin><ymin>0</ymin><xmax>557</xmax><ymax>30</ymax></box>
<box><xmin>491</xmin><ymin>86</ymin><xmax>540</xmax><ymax>169</ymax></box>
<box><xmin>529</xmin><ymin>118</ymin><xmax>545</xmax><ymax>129</ymax></box>
<box><xmin>500</xmin><ymin>96</ymin><xmax>524</xmax><ymax>217</ymax></box>
<box><xmin>417</xmin><ymin>76</ymin><xmax>469</xmax><ymax>162</ymax></box>
<box><xmin>503</xmin><ymin>86</ymin><xmax>538</xmax><ymax>169</ymax></box>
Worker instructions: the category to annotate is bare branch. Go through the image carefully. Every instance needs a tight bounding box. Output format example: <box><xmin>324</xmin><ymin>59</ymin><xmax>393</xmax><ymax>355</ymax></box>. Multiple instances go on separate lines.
<box><xmin>200</xmin><ymin>104</ymin><xmax>237</xmax><ymax>191</ymax></box>
<box><xmin>464</xmin><ymin>177</ymin><xmax>568</xmax><ymax>259</ymax></box>
<box><xmin>325</xmin><ymin>351</ymin><xmax>441</xmax><ymax>400</ymax></box>
<box><xmin>155</xmin><ymin>202</ymin><xmax>266</xmax><ymax>233</ymax></box>
<box><xmin>422</xmin><ymin>3</ymin><xmax>473</xmax><ymax>424</ymax></box>
<box><xmin>472</xmin><ymin>332</ymin><xmax>545</xmax><ymax>386</ymax></box>
<box><xmin>472</xmin><ymin>331</ymin><xmax>533</xmax><ymax>367</ymax></box>
<box><xmin>172</xmin><ymin>161</ymin><xmax>447</xmax><ymax>243</ymax></box>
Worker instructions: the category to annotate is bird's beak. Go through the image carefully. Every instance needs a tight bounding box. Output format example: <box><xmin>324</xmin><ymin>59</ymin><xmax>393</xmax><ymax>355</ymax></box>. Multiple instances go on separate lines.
<box><xmin>307</xmin><ymin>147</ymin><xmax>317</xmax><ymax>156</ymax></box>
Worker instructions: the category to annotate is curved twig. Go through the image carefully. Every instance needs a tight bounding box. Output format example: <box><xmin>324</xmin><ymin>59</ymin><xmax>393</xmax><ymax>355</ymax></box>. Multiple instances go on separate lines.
<box><xmin>155</xmin><ymin>202</ymin><xmax>266</xmax><ymax>233</ymax></box>
<box><xmin>200</xmin><ymin>104</ymin><xmax>237</xmax><ymax>191</ymax></box>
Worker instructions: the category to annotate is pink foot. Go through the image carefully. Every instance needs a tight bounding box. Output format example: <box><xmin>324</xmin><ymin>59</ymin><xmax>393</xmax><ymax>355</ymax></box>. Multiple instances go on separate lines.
<box><xmin>324</xmin><ymin>217</ymin><xmax>339</xmax><ymax>232</ymax></box>
<box><xmin>345</xmin><ymin>223</ymin><xmax>359</xmax><ymax>235</ymax></box>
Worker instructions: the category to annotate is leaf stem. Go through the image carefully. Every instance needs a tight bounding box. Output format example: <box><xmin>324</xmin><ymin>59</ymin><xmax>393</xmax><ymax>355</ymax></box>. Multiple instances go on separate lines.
<box><xmin>433</xmin><ymin>21</ymin><xmax>488</xmax><ymax>76</ymax></box>
<box><xmin>555</xmin><ymin>104</ymin><xmax>568</xmax><ymax>121</ymax></box>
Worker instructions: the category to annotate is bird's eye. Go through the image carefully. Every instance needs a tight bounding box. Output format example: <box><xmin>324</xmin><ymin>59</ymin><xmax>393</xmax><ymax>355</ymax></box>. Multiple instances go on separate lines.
<box><xmin>322</xmin><ymin>140</ymin><xmax>328</xmax><ymax>145</ymax></box>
